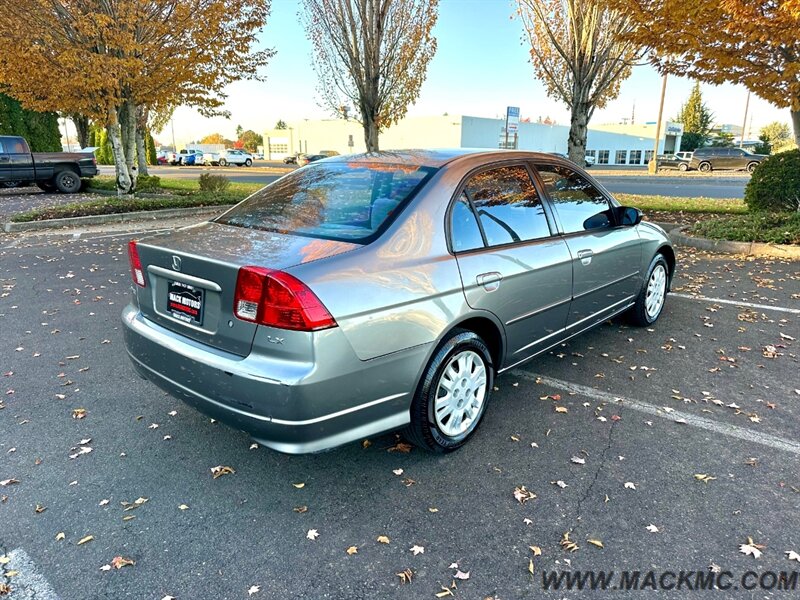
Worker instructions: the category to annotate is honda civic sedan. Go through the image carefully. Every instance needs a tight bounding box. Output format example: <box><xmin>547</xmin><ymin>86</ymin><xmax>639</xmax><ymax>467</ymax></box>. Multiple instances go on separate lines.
<box><xmin>123</xmin><ymin>150</ymin><xmax>674</xmax><ymax>454</ymax></box>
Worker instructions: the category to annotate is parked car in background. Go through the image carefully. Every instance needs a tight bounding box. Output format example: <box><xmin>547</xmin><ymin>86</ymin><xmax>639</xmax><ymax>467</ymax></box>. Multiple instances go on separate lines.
<box><xmin>319</xmin><ymin>150</ymin><xmax>340</xmax><ymax>157</ymax></box>
<box><xmin>675</xmin><ymin>151</ymin><xmax>693</xmax><ymax>162</ymax></box>
<box><xmin>177</xmin><ymin>149</ymin><xmax>204</xmax><ymax>166</ymax></box>
<box><xmin>156</xmin><ymin>151</ymin><xmax>169</xmax><ymax>165</ymax></box>
<box><xmin>689</xmin><ymin>147</ymin><xmax>766</xmax><ymax>172</ymax></box>
<box><xmin>656</xmin><ymin>154</ymin><xmax>690</xmax><ymax>171</ymax></box>
<box><xmin>296</xmin><ymin>154</ymin><xmax>328</xmax><ymax>167</ymax></box>
<box><xmin>0</xmin><ymin>135</ymin><xmax>97</xmax><ymax>193</ymax></box>
<box><xmin>284</xmin><ymin>153</ymin><xmax>301</xmax><ymax>164</ymax></box>
<box><xmin>123</xmin><ymin>149</ymin><xmax>674</xmax><ymax>454</ymax></box>
<box><xmin>214</xmin><ymin>149</ymin><xmax>254</xmax><ymax>167</ymax></box>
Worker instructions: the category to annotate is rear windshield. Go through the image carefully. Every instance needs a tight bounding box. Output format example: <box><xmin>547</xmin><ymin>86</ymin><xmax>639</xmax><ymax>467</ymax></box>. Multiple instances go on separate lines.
<box><xmin>216</xmin><ymin>162</ymin><xmax>435</xmax><ymax>243</ymax></box>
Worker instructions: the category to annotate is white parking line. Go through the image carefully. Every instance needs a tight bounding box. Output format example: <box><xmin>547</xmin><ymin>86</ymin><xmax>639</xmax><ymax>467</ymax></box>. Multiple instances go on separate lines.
<box><xmin>512</xmin><ymin>371</ymin><xmax>800</xmax><ymax>456</ymax></box>
<box><xmin>2</xmin><ymin>548</ymin><xmax>60</xmax><ymax>600</ymax></box>
<box><xmin>671</xmin><ymin>292</ymin><xmax>800</xmax><ymax>315</ymax></box>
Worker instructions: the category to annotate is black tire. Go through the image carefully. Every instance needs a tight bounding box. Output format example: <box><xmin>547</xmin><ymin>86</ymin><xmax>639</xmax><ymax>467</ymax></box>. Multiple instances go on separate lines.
<box><xmin>405</xmin><ymin>329</ymin><xmax>494</xmax><ymax>453</ymax></box>
<box><xmin>628</xmin><ymin>254</ymin><xmax>669</xmax><ymax>327</ymax></box>
<box><xmin>37</xmin><ymin>182</ymin><xmax>57</xmax><ymax>193</ymax></box>
<box><xmin>747</xmin><ymin>162</ymin><xmax>758</xmax><ymax>173</ymax></box>
<box><xmin>244</xmin><ymin>158</ymin><xmax>252</xmax><ymax>167</ymax></box>
<box><xmin>678</xmin><ymin>162</ymin><xmax>688</xmax><ymax>171</ymax></box>
<box><xmin>218</xmin><ymin>158</ymin><xmax>227</xmax><ymax>167</ymax></box>
<box><xmin>54</xmin><ymin>170</ymin><xmax>82</xmax><ymax>194</ymax></box>
<box><xmin>698</xmin><ymin>162</ymin><xmax>712</xmax><ymax>173</ymax></box>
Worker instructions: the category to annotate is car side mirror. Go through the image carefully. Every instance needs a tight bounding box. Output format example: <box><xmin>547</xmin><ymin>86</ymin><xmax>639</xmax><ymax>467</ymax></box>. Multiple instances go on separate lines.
<box><xmin>618</xmin><ymin>206</ymin><xmax>643</xmax><ymax>226</ymax></box>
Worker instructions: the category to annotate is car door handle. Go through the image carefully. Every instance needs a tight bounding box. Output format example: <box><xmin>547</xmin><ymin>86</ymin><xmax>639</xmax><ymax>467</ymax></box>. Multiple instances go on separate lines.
<box><xmin>476</xmin><ymin>272</ymin><xmax>502</xmax><ymax>292</ymax></box>
<box><xmin>576</xmin><ymin>249</ymin><xmax>593</xmax><ymax>265</ymax></box>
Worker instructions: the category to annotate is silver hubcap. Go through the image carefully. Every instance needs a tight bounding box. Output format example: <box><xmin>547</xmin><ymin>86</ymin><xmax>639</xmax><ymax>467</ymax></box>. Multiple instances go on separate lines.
<box><xmin>645</xmin><ymin>264</ymin><xmax>667</xmax><ymax>319</ymax></box>
<box><xmin>434</xmin><ymin>350</ymin><xmax>487</xmax><ymax>437</ymax></box>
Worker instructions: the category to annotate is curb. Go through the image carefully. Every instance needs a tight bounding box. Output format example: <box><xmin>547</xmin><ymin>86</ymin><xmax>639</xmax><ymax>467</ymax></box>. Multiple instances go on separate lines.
<box><xmin>670</xmin><ymin>226</ymin><xmax>800</xmax><ymax>259</ymax></box>
<box><xmin>3</xmin><ymin>204</ymin><xmax>234</xmax><ymax>233</ymax></box>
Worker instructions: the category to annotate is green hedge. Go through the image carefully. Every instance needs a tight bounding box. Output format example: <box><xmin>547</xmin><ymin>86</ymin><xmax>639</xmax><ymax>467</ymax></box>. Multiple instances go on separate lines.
<box><xmin>744</xmin><ymin>149</ymin><xmax>800</xmax><ymax>212</ymax></box>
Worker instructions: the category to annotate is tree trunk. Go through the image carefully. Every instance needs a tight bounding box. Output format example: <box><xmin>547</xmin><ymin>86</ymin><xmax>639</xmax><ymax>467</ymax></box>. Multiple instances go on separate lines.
<box><xmin>107</xmin><ymin>108</ymin><xmax>132</xmax><ymax>195</ymax></box>
<box><xmin>136</xmin><ymin>127</ymin><xmax>149</xmax><ymax>176</ymax></box>
<box><xmin>119</xmin><ymin>101</ymin><xmax>138</xmax><ymax>192</ymax></box>
<box><xmin>362</xmin><ymin>105</ymin><xmax>380</xmax><ymax>152</ymax></box>
<box><xmin>567</xmin><ymin>101</ymin><xmax>590</xmax><ymax>165</ymax></box>
<box><xmin>71</xmin><ymin>114</ymin><xmax>90</xmax><ymax>149</ymax></box>
<box><xmin>136</xmin><ymin>106</ymin><xmax>150</xmax><ymax>176</ymax></box>
<box><xmin>792</xmin><ymin>109</ymin><xmax>800</xmax><ymax>150</ymax></box>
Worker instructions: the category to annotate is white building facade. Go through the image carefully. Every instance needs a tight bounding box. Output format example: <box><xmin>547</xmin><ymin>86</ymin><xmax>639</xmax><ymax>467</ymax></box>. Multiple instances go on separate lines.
<box><xmin>264</xmin><ymin>115</ymin><xmax>683</xmax><ymax>166</ymax></box>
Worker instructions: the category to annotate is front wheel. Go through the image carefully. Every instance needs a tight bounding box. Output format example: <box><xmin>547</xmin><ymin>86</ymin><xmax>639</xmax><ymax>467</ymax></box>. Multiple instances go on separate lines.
<box><xmin>629</xmin><ymin>254</ymin><xmax>669</xmax><ymax>326</ymax></box>
<box><xmin>244</xmin><ymin>159</ymin><xmax>252</xmax><ymax>167</ymax></box>
<box><xmin>747</xmin><ymin>162</ymin><xmax>758</xmax><ymax>173</ymax></box>
<box><xmin>405</xmin><ymin>329</ymin><xmax>494</xmax><ymax>452</ymax></box>
<box><xmin>54</xmin><ymin>170</ymin><xmax>82</xmax><ymax>194</ymax></box>
<box><xmin>218</xmin><ymin>158</ymin><xmax>227</xmax><ymax>167</ymax></box>
<box><xmin>678</xmin><ymin>162</ymin><xmax>688</xmax><ymax>171</ymax></box>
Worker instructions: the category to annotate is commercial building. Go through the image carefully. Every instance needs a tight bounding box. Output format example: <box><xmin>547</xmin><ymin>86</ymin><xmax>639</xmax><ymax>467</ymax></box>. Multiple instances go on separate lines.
<box><xmin>263</xmin><ymin>115</ymin><xmax>683</xmax><ymax>166</ymax></box>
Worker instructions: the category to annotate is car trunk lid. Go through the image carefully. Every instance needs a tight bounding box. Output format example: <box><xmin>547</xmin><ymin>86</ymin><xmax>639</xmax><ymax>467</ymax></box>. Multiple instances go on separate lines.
<box><xmin>132</xmin><ymin>221</ymin><xmax>357</xmax><ymax>356</ymax></box>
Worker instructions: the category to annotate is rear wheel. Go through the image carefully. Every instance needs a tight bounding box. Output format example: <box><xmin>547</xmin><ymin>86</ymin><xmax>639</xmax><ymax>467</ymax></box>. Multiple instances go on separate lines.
<box><xmin>698</xmin><ymin>162</ymin><xmax>712</xmax><ymax>172</ymax></box>
<box><xmin>629</xmin><ymin>254</ymin><xmax>669</xmax><ymax>326</ymax></box>
<box><xmin>405</xmin><ymin>329</ymin><xmax>494</xmax><ymax>452</ymax></box>
<box><xmin>54</xmin><ymin>170</ymin><xmax>81</xmax><ymax>194</ymax></box>
<box><xmin>747</xmin><ymin>162</ymin><xmax>758</xmax><ymax>173</ymax></box>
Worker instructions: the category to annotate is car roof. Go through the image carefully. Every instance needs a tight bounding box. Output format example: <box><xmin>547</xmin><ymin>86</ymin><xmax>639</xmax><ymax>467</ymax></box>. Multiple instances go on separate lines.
<box><xmin>322</xmin><ymin>148</ymin><xmax>572</xmax><ymax>169</ymax></box>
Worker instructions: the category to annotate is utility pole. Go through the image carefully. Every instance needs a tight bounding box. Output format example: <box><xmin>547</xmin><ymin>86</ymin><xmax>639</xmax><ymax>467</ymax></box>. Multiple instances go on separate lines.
<box><xmin>62</xmin><ymin>117</ymin><xmax>71</xmax><ymax>152</ymax></box>
<box><xmin>739</xmin><ymin>91</ymin><xmax>750</xmax><ymax>148</ymax></box>
<box><xmin>649</xmin><ymin>73</ymin><xmax>668</xmax><ymax>174</ymax></box>
<box><xmin>170</xmin><ymin>119</ymin><xmax>177</xmax><ymax>152</ymax></box>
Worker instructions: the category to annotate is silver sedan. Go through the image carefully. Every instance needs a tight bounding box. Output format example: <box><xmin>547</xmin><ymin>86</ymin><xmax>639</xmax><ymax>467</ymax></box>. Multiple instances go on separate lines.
<box><xmin>123</xmin><ymin>149</ymin><xmax>674</xmax><ymax>453</ymax></box>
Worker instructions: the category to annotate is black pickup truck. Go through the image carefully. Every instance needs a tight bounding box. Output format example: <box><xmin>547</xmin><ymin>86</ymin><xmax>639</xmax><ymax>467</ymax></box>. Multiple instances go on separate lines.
<box><xmin>0</xmin><ymin>135</ymin><xmax>98</xmax><ymax>193</ymax></box>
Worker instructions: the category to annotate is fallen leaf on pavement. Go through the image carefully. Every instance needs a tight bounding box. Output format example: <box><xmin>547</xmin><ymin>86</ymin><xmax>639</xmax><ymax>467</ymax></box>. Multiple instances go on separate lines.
<box><xmin>306</xmin><ymin>529</ymin><xmax>319</xmax><ymax>541</ymax></box>
<box><xmin>530</xmin><ymin>545</ymin><xmax>542</xmax><ymax>556</ymax></box>
<box><xmin>377</xmin><ymin>535</ymin><xmax>391</xmax><ymax>544</ymax></box>
<box><xmin>555</xmin><ymin>406</ymin><xmax>568</xmax><ymax>413</ymax></box>
<box><xmin>55</xmin><ymin>532</ymin><xmax>65</xmax><ymax>541</ymax></box>
<box><xmin>560</xmin><ymin>532</ymin><xmax>579</xmax><ymax>552</ymax></box>
<box><xmin>111</xmin><ymin>556</ymin><xmax>135</xmax><ymax>569</ymax></box>
<box><xmin>514</xmin><ymin>486</ymin><xmax>537</xmax><ymax>504</ymax></box>
<box><xmin>694</xmin><ymin>474</ymin><xmax>717</xmax><ymax>483</ymax></box>
<box><xmin>646</xmin><ymin>524</ymin><xmax>660</xmax><ymax>533</ymax></box>
<box><xmin>786</xmin><ymin>550</ymin><xmax>800</xmax><ymax>562</ymax></box>
<box><xmin>454</xmin><ymin>570</ymin><xmax>470</xmax><ymax>580</ymax></box>
<box><xmin>72</xmin><ymin>408</ymin><xmax>87</xmax><ymax>419</ymax></box>
<box><xmin>396</xmin><ymin>568</ymin><xmax>413</xmax><ymax>584</ymax></box>
<box><xmin>0</xmin><ymin>479</ymin><xmax>19</xmax><ymax>487</ymax></box>
<box><xmin>587</xmin><ymin>539</ymin><xmax>604</xmax><ymax>549</ymax></box>
<box><xmin>410</xmin><ymin>545</ymin><xmax>424</xmax><ymax>555</ymax></box>
<box><xmin>77</xmin><ymin>535</ymin><xmax>94</xmax><ymax>545</ymax></box>
<box><xmin>292</xmin><ymin>482</ymin><xmax>305</xmax><ymax>489</ymax></box>
<box><xmin>624</xmin><ymin>482</ymin><xmax>636</xmax><ymax>490</ymax></box>
<box><xmin>346</xmin><ymin>546</ymin><xmax>358</xmax><ymax>555</ymax></box>
<box><xmin>248</xmin><ymin>585</ymin><xmax>260</xmax><ymax>596</ymax></box>
<box><xmin>210</xmin><ymin>466</ymin><xmax>235</xmax><ymax>479</ymax></box>
<box><xmin>739</xmin><ymin>537</ymin><xmax>765</xmax><ymax>559</ymax></box>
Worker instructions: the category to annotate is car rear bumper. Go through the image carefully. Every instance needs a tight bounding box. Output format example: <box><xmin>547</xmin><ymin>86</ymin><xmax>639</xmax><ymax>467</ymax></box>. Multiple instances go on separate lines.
<box><xmin>122</xmin><ymin>304</ymin><xmax>425</xmax><ymax>453</ymax></box>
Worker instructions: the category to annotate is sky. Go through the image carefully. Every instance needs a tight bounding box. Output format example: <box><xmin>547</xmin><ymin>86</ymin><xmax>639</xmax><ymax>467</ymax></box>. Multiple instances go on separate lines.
<box><xmin>156</xmin><ymin>0</ymin><xmax>789</xmax><ymax>148</ymax></box>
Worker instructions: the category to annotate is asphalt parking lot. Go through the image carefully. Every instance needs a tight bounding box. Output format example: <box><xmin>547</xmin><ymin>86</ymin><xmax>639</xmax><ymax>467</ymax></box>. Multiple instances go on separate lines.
<box><xmin>1</xmin><ymin>224</ymin><xmax>798</xmax><ymax>599</ymax></box>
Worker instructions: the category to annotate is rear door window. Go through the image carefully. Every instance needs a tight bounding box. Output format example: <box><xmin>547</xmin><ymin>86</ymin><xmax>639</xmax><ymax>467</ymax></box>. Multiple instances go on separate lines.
<box><xmin>217</xmin><ymin>162</ymin><xmax>434</xmax><ymax>243</ymax></box>
<box><xmin>535</xmin><ymin>164</ymin><xmax>613</xmax><ymax>234</ymax></box>
<box><xmin>461</xmin><ymin>165</ymin><xmax>551</xmax><ymax>247</ymax></box>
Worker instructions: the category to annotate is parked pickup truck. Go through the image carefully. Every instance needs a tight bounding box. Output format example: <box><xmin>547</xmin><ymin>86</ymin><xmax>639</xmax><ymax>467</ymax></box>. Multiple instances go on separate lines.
<box><xmin>0</xmin><ymin>135</ymin><xmax>98</xmax><ymax>193</ymax></box>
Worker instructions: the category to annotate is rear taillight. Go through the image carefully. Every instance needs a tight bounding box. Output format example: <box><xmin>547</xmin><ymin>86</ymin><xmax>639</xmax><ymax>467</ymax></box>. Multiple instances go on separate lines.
<box><xmin>233</xmin><ymin>266</ymin><xmax>336</xmax><ymax>331</ymax></box>
<box><xmin>128</xmin><ymin>240</ymin><xmax>146</xmax><ymax>287</ymax></box>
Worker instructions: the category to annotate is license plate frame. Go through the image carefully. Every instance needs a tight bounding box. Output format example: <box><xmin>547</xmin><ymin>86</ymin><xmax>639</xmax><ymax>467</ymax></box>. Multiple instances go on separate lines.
<box><xmin>167</xmin><ymin>280</ymin><xmax>204</xmax><ymax>326</ymax></box>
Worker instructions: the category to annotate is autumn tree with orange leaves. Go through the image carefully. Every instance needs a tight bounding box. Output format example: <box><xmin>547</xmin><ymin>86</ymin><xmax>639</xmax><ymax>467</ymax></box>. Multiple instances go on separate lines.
<box><xmin>0</xmin><ymin>1</ymin><xmax>272</xmax><ymax>193</ymax></box>
<box><xmin>615</xmin><ymin>0</ymin><xmax>800</xmax><ymax>149</ymax></box>
<box><xmin>517</xmin><ymin>0</ymin><xmax>642</xmax><ymax>164</ymax></box>
<box><xmin>301</xmin><ymin>0</ymin><xmax>438</xmax><ymax>152</ymax></box>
